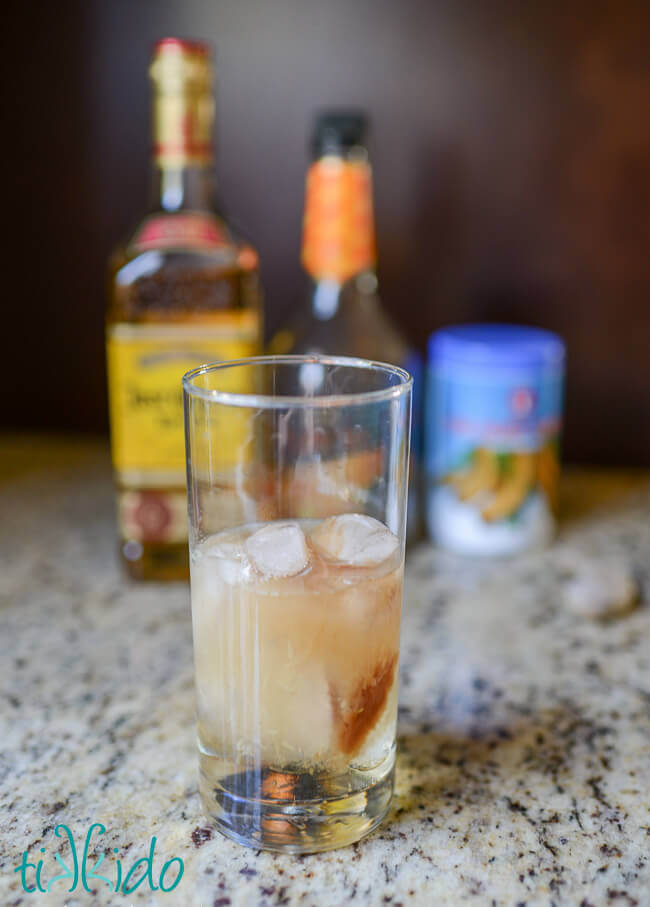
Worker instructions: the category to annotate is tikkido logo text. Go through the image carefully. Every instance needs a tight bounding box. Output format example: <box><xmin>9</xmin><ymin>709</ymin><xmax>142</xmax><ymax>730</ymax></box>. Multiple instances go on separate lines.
<box><xmin>14</xmin><ymin>822</ymin><xmax>184</xmax><ymax>896</ymax></box>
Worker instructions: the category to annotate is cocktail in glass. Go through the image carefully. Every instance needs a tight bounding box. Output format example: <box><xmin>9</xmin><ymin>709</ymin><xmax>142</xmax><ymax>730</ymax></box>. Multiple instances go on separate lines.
<box><xmin>183</xmin><ymin>356</ymin><xmax>411</xmax><ymax>852</ymax></box>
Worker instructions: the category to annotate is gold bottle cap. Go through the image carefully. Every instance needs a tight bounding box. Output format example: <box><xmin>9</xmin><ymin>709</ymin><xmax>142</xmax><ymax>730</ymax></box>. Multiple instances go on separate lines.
<box><xmin>150</xmin><ymin>38</ymin><xmax>214</xmax><ymax>168</ymax></box>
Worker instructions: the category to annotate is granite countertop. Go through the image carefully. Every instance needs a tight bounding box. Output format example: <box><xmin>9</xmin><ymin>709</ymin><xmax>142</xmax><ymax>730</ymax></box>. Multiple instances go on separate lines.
<box><xmin>1</xmin><ymin>438</ymin><xmax>649</xmax><ymax>906</ymax></box>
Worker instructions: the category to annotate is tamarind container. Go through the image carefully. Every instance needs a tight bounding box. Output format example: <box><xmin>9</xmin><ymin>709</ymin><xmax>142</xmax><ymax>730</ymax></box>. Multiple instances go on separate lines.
<box><xmin>425</xmin><ymin>324</ymin><xmax>566</xmax><ymax>556</ymax></box>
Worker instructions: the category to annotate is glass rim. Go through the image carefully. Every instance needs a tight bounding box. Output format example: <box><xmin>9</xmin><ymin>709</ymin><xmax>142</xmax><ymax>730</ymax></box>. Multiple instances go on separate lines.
<box><xmin>182</xmin><ymin>354</ymin><xmax>413</xmax><ymax>409</ymax></box>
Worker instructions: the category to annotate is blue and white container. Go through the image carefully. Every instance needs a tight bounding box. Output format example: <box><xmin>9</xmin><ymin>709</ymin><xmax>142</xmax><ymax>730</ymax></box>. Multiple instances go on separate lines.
<box><xmin>425</xmin><ymin>324</ymin><xmax>566</xmax><ymax>556</ymax></box>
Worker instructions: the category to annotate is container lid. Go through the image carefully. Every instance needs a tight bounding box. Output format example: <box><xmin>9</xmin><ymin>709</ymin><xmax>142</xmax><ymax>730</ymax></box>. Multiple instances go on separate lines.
<box><xmin>428</xmin><ymin>324</ymin><xmax>565</xmax><ymax>369</ymax></box>
<box><xmin>311</xmin><ymin>110</ymin><xmax>368</xmax><ymax>156</ymax></box>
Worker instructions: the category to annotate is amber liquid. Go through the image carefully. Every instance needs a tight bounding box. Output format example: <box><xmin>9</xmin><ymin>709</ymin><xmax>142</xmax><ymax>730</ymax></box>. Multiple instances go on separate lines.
<box><xmin>107</xmin><ymin>211</ymin><xmax>261</xmax><ymax>581</ymax></box>
<box><xmin>191</xmin><ymin>518</ymin><xmax>402</xmax><ymax>851</ymax></box>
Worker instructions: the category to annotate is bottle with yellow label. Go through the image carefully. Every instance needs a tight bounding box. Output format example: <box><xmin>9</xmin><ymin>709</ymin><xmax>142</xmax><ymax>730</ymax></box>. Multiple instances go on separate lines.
<box><xmin>106</xmin><ymin>38</ymin><xmax>262</xmax><ymax>580</ymax></box>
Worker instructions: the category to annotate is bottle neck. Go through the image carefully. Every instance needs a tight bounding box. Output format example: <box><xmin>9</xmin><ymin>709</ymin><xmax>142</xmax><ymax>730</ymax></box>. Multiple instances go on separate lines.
<box><xmin>151</xmin><ymin>164</ymin><xmax>216</xmax><ymax>212</ymax></box>
<box><xmin>150</xmin><ymin>60</ymin><xmax>216</xmax><ymax>212</ymax></box>
<box><xmin>301</xmin><ymin>148</ymin><xmax>376</xmax><ymax>315</ymax></box>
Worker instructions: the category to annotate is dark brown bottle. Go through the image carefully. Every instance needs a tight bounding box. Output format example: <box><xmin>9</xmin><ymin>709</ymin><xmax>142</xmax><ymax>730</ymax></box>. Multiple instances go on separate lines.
<box><xmin>269</xmin><ymin>112</ymin><xmax>423</xmax><ymax>541</ymax></box>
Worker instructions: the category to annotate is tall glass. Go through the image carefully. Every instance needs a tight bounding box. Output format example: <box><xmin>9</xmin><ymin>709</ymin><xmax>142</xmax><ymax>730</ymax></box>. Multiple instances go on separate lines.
<box><xmin>183</xmin><ymin>355</ymin><xmax>412</xmax><ymax>853</ymax></box>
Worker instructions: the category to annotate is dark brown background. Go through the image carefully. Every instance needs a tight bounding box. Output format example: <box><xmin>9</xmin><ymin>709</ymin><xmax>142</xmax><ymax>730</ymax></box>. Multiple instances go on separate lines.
<box><xmin>5</xmin><ymin>0</ymin><xmax>649</xmax><ymax>463</ymax></box>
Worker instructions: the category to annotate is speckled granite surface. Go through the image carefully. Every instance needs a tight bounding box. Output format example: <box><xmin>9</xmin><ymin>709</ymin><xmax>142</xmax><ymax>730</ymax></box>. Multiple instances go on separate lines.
<box><xmin>0</xmin><ymin>439</ymin><xmax>649</xmax><ymax>906</ymax></box>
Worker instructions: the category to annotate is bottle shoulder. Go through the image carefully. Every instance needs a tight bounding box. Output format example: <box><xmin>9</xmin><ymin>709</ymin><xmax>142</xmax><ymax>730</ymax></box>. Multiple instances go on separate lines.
<box><xmin>109</xmin><ymin>243</ymin><xmax>251</xmax><ymax>280</ymax></box>
<box><xmin>107</xmin><ymin>211</ymin><xmax>260</xmax><ymax>324</ymax></box>
<box><xmin>112</xmin><ymin>206</ymin><xmax>253</xmax><ymax>264</ymax></box>
<box><xmin>271</xmin><ymin>280</ymin><xmax>411</xmax><ymax>365</ymax></box>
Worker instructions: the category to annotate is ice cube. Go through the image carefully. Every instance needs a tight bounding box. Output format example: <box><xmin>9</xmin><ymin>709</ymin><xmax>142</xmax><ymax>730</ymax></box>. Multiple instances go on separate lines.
<box><xmin>244</xmin><ymin>522</ymin><xmax>309</xmax><ymax>578</ymax></box>
<box><xmin>310</xmin><ymin>513</ymin><xmax>399</xmax><ymax>567</ymax></box>
<box><xmin>260</xmin><ymin>655</ymin><xmax>333</xmax><ymax>762</ymax></box>
<box><xmin>202</xmin><ymin>537</ymin><xmax>247</xmax><ymax>585</ymax></box>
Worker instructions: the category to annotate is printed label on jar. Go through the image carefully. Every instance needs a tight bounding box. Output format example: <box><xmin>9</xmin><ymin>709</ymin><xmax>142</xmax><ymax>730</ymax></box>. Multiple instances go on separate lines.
<box><xmin>106</xmin><ymin>314</ymin><xmax>259</xmax><ymax>482</ymax></box>
<box><xmin>425</xmin><ymin>364</ymin><xmax>563</xmax><ymax>554</ymax></box>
